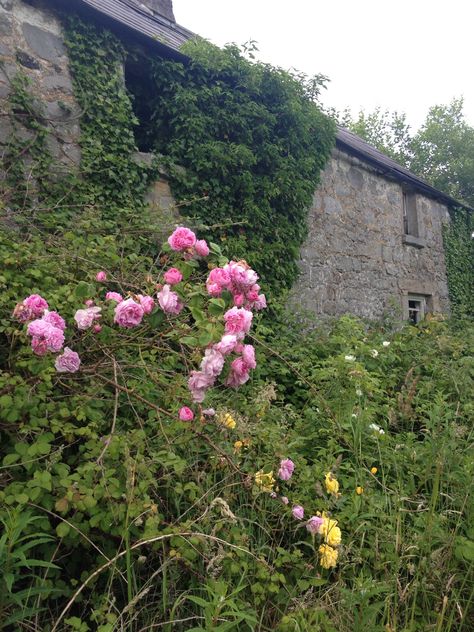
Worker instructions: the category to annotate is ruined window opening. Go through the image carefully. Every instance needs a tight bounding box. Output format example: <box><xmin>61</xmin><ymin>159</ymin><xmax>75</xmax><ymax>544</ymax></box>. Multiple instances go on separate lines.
<box><xmin>406</xmin><ymin>294</ymin><xmax>431</xmax><ymax>324</ymax></box>
<box><xmin>403</xmin><ymin>190</ymin><xmax>419</xmax><ymax>237</ymax></box>
<box><xmin>124</xmin><ymin>56</ymin><xmax>157</xmax><ymax>153</ymax></box>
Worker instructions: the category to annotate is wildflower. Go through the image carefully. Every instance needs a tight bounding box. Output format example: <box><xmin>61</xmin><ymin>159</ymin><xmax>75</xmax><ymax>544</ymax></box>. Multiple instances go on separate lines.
<box><xmin>206</xmin><ymin>267</ymin><xmax>231</xmax><ymax>296</ymax></box>
<box><xmin>93</xmin><ymin>324</ymin><xmax>102</xmax><ymax>333</ymax></box>
<box><xmin>281</xmin><ymin>496</ymin><xmax>289</xmax><ymax>505</ymax></box>
<box><xmin>234</xmin><ymin>440</ymin><xmax>243</xmax><ymax>452</ymax></box>
<box><xmin>219</xmin><ymin>413</ymin><xmax>236</xmax><ymax>429</ymax></box>
<box><xmin>55</xmin><ymin>347</ymin><xmax>81</xmax><ymax>373</ymax></box>
<box><xmin>325</xmin><ymin>472</ymin><xmax>340</xmax><ymax>497</ymax></box>
<box><xmin>318</xmin><ymin>544</ymin><xmax>338</xmax><ymax>569</ymax></box>
<box><xmin>254</xmin><ymin>470</ymin><xmax>275</xmax><ymax>493</ymax></box>
<box><xmin>306</xmin><ymin>515</ymin><xmax>324</xmax><ymax>534</ymax></box>
<box><xmin>368</xmin><ymin>423</ymin><xmax>385</xmax><ymax>435</ymax></box>
<box><xmin>278</xmin><ymin>458</ymin><xmax>295</xmax><ymax>481</ymax></box>
<box><xmin>95</xmin><ymin>271</ymin><xmax>107</xmax><ymax>282</ymax></box>
<box><xmin>370</xmin><ymin>467</ymin><xmax>378</xmax><ymax>475</ymax></box>
<box><xmin>292</xmin><ymin>505</ymin><xmax>304</xmax><ymax>520</ymax></box>
<box><xmin>355</xmin><ymin>388</ymin><xmax>363</xmax><ymax>397</ymax></box>
<box><xmin>202</xmin><ymin>408</ymin><xmax>216</xmax><ymax>417</ymax></box>
<box><xmin>356</xmin><ymin>486</ymin><xmax>364</xmax><ymax>495</ymax></box>
<box><xmin>168</xmin><ymin>226</ymin><xmax>196</xmax><ymax>251</ymax></box>
<box><xmin>195</xmin><ymin>239</ymin><xmax>210</xmax><ymax>256</ymax></box>
<box><xmin>114</xmin><ymin>298</ymin><xmax>145</xmax><ymax>328</ymax></box>
<box><xmin>370</xmin><ymin>349</ymin><xmax>379</xmax><ymax>358</ymax></box>
<box><xmin>163</xmin><ymin>268</ymin><xmax>183</xmax><ymax>285</ymax></box>
<box><xmin>320</xmin><ymin>513</ymin><xmax>341</xmax><ymax>546</ymax></box>
<box><xmin>344</xmin><ymin>354</ymin><xmax>356</xmax><ymax>361</ymax></box>
<box><xmin>382</xmin><ymin>341</ymin><xmax>391</xmax><ymax>347</ymax></box>
<box><xmin>179</xmin><ymin>406</ymin><xmax>194</xmax><ymax>422</ymax></box>
<box><xmin>105</xmin><ymin>291</ymin><xmax>123</xmax><ymax>303</ymax></box>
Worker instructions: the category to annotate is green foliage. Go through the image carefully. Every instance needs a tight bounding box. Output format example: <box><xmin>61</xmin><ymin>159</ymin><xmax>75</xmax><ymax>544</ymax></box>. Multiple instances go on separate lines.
<box><xmin>143</xmin><ymin>38</ymin><xmax>335</xmax><ymax>293</ymax></box>
<box><xmin>443</xmin><ymin>210</ymin><xmax>474</xmax><ymax>316</ymax></box>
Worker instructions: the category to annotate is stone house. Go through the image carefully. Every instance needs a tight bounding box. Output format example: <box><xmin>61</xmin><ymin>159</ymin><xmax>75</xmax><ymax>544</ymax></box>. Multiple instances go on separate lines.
<box><xmin>0</xmin><ymin>0</ymin><xmax>467</xmax><ymax>322</ymax></box>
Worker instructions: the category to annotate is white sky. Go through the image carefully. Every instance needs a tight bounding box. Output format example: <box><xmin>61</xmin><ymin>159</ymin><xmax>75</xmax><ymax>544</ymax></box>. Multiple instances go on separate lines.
<box><xmin>172</xmin><ymin>0</ymin><xmax>473</xmax><ymax>130</ymax></box>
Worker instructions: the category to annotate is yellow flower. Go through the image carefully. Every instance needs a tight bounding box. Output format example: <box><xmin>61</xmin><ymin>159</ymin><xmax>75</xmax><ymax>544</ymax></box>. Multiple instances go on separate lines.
<box><xmin>319</xmin><ymin>544</ymin><xmax>338</xmax><ymax>569</ymax></box>
<box><xmin>254</xmin><ymin>469</ymin><xmax>275</xmax><ymax>493</ymax></box>
<box><xmin>325</xmin><ymin>472</ymin><xmax>340</xmax><ymax>497</ymax></box>
<box><xmin>356</xmin><ymin>486</ymin><xmax>364</xmax><ymax>495</ymax></box>
<box><xmin>320</xmin><ymin>513</ymin><xmax>342</xmax><ymax>547</ymax></box>
<box><xmin>234</xmin><ymin>440</ymin><xmax>243</xmax><ymax>452</ymax></box>
<box><xmin>219</xmin><ymin>413</ymin><xmax>236</xmax><ymax>429</ymax></box>
<box><xmin>371</xmin><ymin>467</ymin><xmax>378</xmax><ymax>475</ymax></box>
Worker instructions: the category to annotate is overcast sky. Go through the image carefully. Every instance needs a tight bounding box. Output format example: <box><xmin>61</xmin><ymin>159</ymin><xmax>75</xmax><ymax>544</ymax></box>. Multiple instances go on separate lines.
<box><xmin>172</xmin><ymin>0</ymin><xmax>473</xmax><ymax>131</ymax></box>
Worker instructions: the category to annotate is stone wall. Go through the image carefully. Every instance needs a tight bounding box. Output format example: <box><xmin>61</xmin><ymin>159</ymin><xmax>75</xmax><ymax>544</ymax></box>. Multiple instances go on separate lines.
<box><xmin>0</xmin><ymin>0</ymin><xmax>81</xmax><ymax>169</ymax></box>
<box><xmin>293</xmin><ymin>148</ymin><xmax>451</xmax><ymax>319</ymax></box>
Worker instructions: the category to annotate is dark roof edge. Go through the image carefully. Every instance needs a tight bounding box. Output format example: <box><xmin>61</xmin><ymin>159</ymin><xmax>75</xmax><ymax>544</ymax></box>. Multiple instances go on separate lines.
<box><xmin>335</xmin><ymin>130</ymin><xmax>472</xmax><ymax>212</ymax></box>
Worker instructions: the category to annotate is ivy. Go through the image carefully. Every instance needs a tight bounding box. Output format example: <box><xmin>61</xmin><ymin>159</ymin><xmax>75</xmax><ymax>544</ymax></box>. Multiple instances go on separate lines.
<box><xmin>443</xmin><ymin>209</ymin><xmax>474</xmax><ymax>316</ymax></box>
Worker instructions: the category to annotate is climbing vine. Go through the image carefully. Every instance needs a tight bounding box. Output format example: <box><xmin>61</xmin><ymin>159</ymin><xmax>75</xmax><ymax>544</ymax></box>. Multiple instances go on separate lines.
<box><xmin>443</xmin><ymin>209</ymin><xmax>474</xmax><ymax>316</ymax></box>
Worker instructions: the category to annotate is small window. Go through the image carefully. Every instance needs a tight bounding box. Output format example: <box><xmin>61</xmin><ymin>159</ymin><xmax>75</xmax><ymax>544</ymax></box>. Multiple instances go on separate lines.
<box><xmin>406</xmin><ymin>294</ymin><xmax>431</xmax><ymax>324</ymax></box>
<box><xmin>403</xmin><ymin>190</ymin><xmax>419</xmax><ymax>237</ymax></box>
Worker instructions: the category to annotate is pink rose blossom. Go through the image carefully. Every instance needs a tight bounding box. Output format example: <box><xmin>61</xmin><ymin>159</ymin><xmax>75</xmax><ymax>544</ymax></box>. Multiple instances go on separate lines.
<box><xmin>247</xmin><ymin>290</ymin><xmax>259</xmax><ymax>302</ymax></box>
<box><xmin>195</xmin><ymin>239</ymin><xmax>210</xmax><ymax>257</ymax></box>
<box><xmin>85</xmin><ymin>299</ymin><xmax>95</xmax><ymax>307</ymax></box>
<box><xmin>281</xmin><ymin>496</ymin><xmax>289</xmax><ymax>505</ymax></box>
<box><xmin>306</xmin><ymin>516</ymin><xmax>324</xmax><ymax>534</ymax></box>
<box><xmin>105</xmin><ymin>292</ymin><xmax>123</xmax><ymax>303</ymax></box>
<box><xmin>233</xmin><ymin>293</ymin><xmax>245</xmax><ymax>307</ymax></box>
<box><xmin>202</xmin><ymin>408</ymin><xmax>216</xmax><ymax>416</ymax></box>
<box><xmin>163</xmin><ymin>268</ymin><xmax>183</xmax><ymax>285</ymax></box>
<box><xmin>224</xmin><ymin>307</ymin><xmax>253</xmax><ymax>336</ymax></box>
<box><xmin>179</xmin><ymin>406</ymin><xmax>194</xmax><ymax>421</ymax></box>
<box><xmin>138</xmin><ymin>295</ymin><xmax>155</xmax><ymax>314</ymax></box>
<box><xmin>93</xmin><ymin>324</ymin><xmax>102</xmax><ymax>333</ymax></box>
<box><xmin>74</xmin><ymin>306</ymin><xmax>102</xmax><ymax>330</ymax></box>
<box><xmin>27</xmin><ymin>320</ymin><xmax>64</xmax><ymax>354</ymax></box>
<box><xmin>168</xmin><ymin>227</ymin><xmax>196</xmax><ymax>251</ymax></box>
<box><xmin>23</xmin><ymin>294</ymin><xmax>48</xmax><ymax>318</ymax></box>
<box><xmin>42</xmin><ymin>310</ymin><xmax>66</xmax><ymax>331</ymax></box>
<box><xmin>215</xmin><ymin>334</ymin><xmax>238</xmax><ymax>355</ymax></box>
<box><xmin>31</xmin><ymin>337</ymin><xmax>48</xmax><ymax>356</ymax></box>
<box><xmin>292</xmin><ymin>505</ymin><xmax>304</xmax><ymax>520</ymax></box>
<box><xmin>241</xmin><ymin>344</ymin><xmax>256</xmax><ymax>370</ymax></box>
<box><xmin>206</xmin><ymin>268</ymin><xmax>231</xmax><ymax>295</ymax></box>
<box><xmin>226</xmin><ymin>357</ymin><xmax>250</xmax><ymax>387</ymax></box>
<box><xmin>114</xmin><ymin>298</ymin><xmax>144</xmax><ymax>328</ymax></box>
<box><xmin>201</xmin><ymin>348</ymin><xmax>225</xmax><ymax>377</ymax></box>
<box><xmin>188</xmin><ymin>370</ymin><xmax>214</xmax><ymax>402</ymax></box>
<box><xmin>157</xmin><ymin>285</ymin><xmax>183</xmax><ymax>315</ymax></box>
<box><xmin>254</xmin><ymin>294</ymin><xmax>267</xmax><ymax>311</ymax></box>
<box><xmin>95</xmin><ymin>271</ymin><xmax>107</xmax><ymax>282</ymax></box>
<box><xmin>55</xmin><ymin>347</ymin><xmax>81</xmax><ymax>373</ymax></box>
<box><xmin>278</xmin><ymin>458</ymin><xmax>295</xmax><ymax>481</ymax></box>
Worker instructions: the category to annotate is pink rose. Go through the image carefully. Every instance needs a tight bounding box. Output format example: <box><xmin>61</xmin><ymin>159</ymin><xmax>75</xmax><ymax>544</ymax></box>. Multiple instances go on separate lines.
<box><xmin>226</xmin><ymin>357</ymin><xmax>250</xmax><ymax>387</ymax></box>
<box><xmin>27</xmin><ymin>320</ymin><xmax>64</xmax><ymax>354</ymax></box>
<box><xmin>96</xmin><ymin>271</ymin><xmax>107</xmax><ymax>282</ymax></box>
<box><xmin>292</xmin><ymin>505</ymin><xmax>304</xmax><ymax>520</ymax></box>
<box><xmin>138</xmin><ymin>295</ymin><xmax>155</xmax><ymax>314</ymax></box>
<box><xmin>163</xmin><ymin>268</ymin><xmax>183</xmax><ymax>285</ymax></box>
<box><xmin>206</xmin><ymin>268</ymin><xmax>231</xmax><ymax>295</ymax></box>
<box><xmin>114</xmin><ymin>298</ymin><xmax>144</xmax><ymax>328</ymax></box>
<box><xmin>195</xmin><ymin>239</ymin><xmax>210</xmax><ymax>256</ymax></box>
<box><xmin>188</xmin><ymin>370</ymin><xmax>214</xmax><ymax>403</ymax></box>
<box><xmin>281</xmin><ymin>496</ymin><xmax>289</xmax><ymax>505</ymax></box>
<box><xmin>254</xmin><ymin>294</ymin><xmax>267</xmax><ymax>311</ymax></box>
<box><xmin>157</xmin><ymin>285</ymin><xmax>183</xmax><ymax>315</ymax></box>
<box><xmin>74</xmin><ymin>306</ymin><xmax>102</xmax><ymax>330</ymax></box>
<box><xmin>202</xmin><ymin>408</ymin><xmax>216</xmax><ymax>416</ymax></box>
<box><xmin>224</xmin><ymin>307</ymin><xmax>253</xmax><ymax>336</ymax></box>
<box><xmin>12</xmin><ymin>302</ymin><xmax>32</xmax><ymax>323</ymax></box>
<box><xmin>168</xmin><ymin>227</ymin><xmax>196</xmax><ymax>251</ymax></box>
<box><xmin>55</xmin><ymin>347</ymin><xmax>81</xmax><ymax>373</ymax></box>
<box><xmin>200</xmin><ymin>348</ymin><xmax>225</xmax><ymax>377</ymax></box>
<box><xmin>278</xmin><ymin>458</ymin><xmax>295</xmax><ymax>481</ymax></box>
<box><xmin>23</xmin><ymin>294</ymin><xmax>49</xmax><ymax>318</ymax></box>
<box><xmin>105</xmin><ymin>292</ymin><xmax>123</xmax><ymax>303</ymax></box>
<box><xmin>179</xmin><ymin>406</ymin><xmax>194</xmax><ymax>421</ymax></box>
<box><xmin>42</xmin><ymin>310</ymin><xmax>66</xmax><ymax>331</ymax></box>
<box><xmin>233</xmin><ymin>293</ymin><xmax>245</xmax><ymax>307</ymax></box>
<box><xmin>31</xmin><ymin>337</ymin><xmax>48</xmax><ymax>356</ymax></box>
<box><xmin>215</xmin><ymin>334</ymin><xmax>238</xmax><ymax>355</ymax></box>
<box><xmin>306</xmin><ymin>516</ymin><xmax>324</xmax><ymax>534</ymax></box>
<box><xmin>93</xmin><ymin>324</ymin><xmax>102</xmax><ymax>333</ymax></box>
<box><xmin>241</xmin><ymin>344</ymin><xmax>256</xmax><ymax>370</ymax></box>
<box><xmin>85</xmin><ymin>299</ymin><xmax>95</xmax><ymax>307</ymax></box>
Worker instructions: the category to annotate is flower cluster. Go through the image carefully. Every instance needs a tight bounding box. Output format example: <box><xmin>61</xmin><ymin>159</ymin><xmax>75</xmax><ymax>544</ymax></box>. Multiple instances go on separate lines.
<box><xmin>206</xmin><ymin>260</ymin><xmax>266</xmax><ymax>311</ymax></box>
<box><xmin>13</xmin><ymin>294</ymin><xmax>81</xmax><ymax>373</ymax></box>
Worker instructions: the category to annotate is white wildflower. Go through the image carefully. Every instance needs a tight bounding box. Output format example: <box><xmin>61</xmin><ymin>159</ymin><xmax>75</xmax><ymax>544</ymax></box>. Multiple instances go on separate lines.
<box><xmin>345</xmin><ymin>354</ymin><xmax>356</xmax><ymax>362</ymax></box>
<box><xmin>382</xmin><ymin>341</ymin><xmax>391</xmax><ymax>347</ymax></box>
<box><xmin>370</xmin><ymin>349</ymin><xmax>379</xmax><ymax>358</ymax></box>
